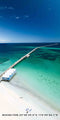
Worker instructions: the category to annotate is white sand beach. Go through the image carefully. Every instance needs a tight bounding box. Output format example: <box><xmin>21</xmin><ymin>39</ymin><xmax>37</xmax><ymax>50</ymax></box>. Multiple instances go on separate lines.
<box><xmin>0</xmin><ymin>80</ymin><xmax>60</xmax><ymax>120</ymax></box>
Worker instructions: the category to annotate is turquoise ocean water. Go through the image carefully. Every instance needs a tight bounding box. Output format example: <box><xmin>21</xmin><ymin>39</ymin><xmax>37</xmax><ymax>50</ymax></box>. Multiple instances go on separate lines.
<box><xmin>0</xmin><ymin>43</ymin><xmax>60</xmax><ymax>110</ymax></box>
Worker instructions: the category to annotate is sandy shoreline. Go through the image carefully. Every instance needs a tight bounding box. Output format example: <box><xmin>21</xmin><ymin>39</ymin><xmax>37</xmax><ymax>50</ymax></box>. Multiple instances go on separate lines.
<box><xmin>0</xmin><ymin>80</ymin><xmax>60</xmax><ymax>120</ymax></box>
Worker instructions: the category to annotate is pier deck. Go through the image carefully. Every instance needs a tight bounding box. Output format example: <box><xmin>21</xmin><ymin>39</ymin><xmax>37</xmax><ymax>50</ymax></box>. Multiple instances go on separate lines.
<box><xmin>0</xmin><ymin>43</ymin><xmax>58</xmax><ymax>78</ymax></box>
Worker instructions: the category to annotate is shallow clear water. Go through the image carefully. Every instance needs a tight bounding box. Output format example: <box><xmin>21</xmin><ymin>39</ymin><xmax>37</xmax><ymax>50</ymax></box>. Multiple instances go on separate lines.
<box><xmin>0</xmin><ymin>43</ymin><xmax>60</xmax><ymax>110</ymax></box>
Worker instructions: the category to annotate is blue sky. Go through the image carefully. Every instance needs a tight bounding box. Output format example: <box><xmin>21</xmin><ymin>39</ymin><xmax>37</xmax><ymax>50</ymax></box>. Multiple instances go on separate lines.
<box><xmin>0</xmin><ymin>0</ymin><xmax>60</xmax><ymax>43</ymax></box>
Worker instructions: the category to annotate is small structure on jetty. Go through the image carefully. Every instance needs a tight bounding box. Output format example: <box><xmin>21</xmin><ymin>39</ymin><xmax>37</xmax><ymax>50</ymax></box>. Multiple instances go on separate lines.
<box><xmin>2</xmin><ymin>68</ymin><xmax>16</xmax><ymax>81</ymax></box>
<box><xmin>0</xmin><ymin>43</ymin><xmax>58</xmax><ymax>81</ymax></box>
<box><xmin>26</xmin><ymin>54</ymin><xmax>30</xmax><ymax>58</ymax></box>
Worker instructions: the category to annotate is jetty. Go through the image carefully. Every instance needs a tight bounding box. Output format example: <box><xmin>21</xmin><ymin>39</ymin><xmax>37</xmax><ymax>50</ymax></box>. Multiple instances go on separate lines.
<box><xmin>0</xmin><ymin>43</ymin><xmax>58</xmax><ymax>79</ymax></box>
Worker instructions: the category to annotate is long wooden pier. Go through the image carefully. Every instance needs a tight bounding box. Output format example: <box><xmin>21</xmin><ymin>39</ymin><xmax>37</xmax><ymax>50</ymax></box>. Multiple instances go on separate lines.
<box><xmin>0</xmin><ymin>43</ymin><xmax>58</xmax><ymax>78</ymax></box>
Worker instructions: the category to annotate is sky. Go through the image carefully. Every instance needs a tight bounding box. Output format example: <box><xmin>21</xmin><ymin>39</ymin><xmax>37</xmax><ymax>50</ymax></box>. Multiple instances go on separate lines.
<box><xmin>0</xmin><ymin>0</ymin><xmax>60</xmax><ymax>43</ymax></box>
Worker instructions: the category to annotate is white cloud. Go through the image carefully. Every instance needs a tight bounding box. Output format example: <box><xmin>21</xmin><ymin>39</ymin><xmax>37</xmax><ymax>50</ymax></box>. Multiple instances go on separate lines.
<box><xmin>16</xmin><ymin>16</ymin><xmax>20</xmax><ymax>19</ymax></box>
<box><xmin>24</xmin><ymin>15</ymin><xmax>29</xmax><ymax>18</ymax></box>
<box><xmin>8</xmin><ymin>6</ymin><xmax>14</xmax><ymax>10</ymax></box>
<box><xmin>10</xmin><ymin>16</ymin><xmax>21</xmax><ymax>20</ymax></box>
<box><xmin>0</xmin><ymin>39</ymin><xmax>10</xmax><ymax>43</ymax></box>
<box><xmin>10</xmin><ymin>15</ymin><xmax>29</xmax><ymax>20</ymax></box>
<box><xmin>0</xmin><ymin>6</ymin><xmax>14</xmax><ymax>10</ymax></box>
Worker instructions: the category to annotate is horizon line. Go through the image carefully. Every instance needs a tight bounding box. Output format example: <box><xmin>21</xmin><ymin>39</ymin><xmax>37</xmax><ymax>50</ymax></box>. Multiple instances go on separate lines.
<box><xmin>0</xmin><ymin>42</ymin><xmax>60</xmax><ymax>44</ymax></box>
